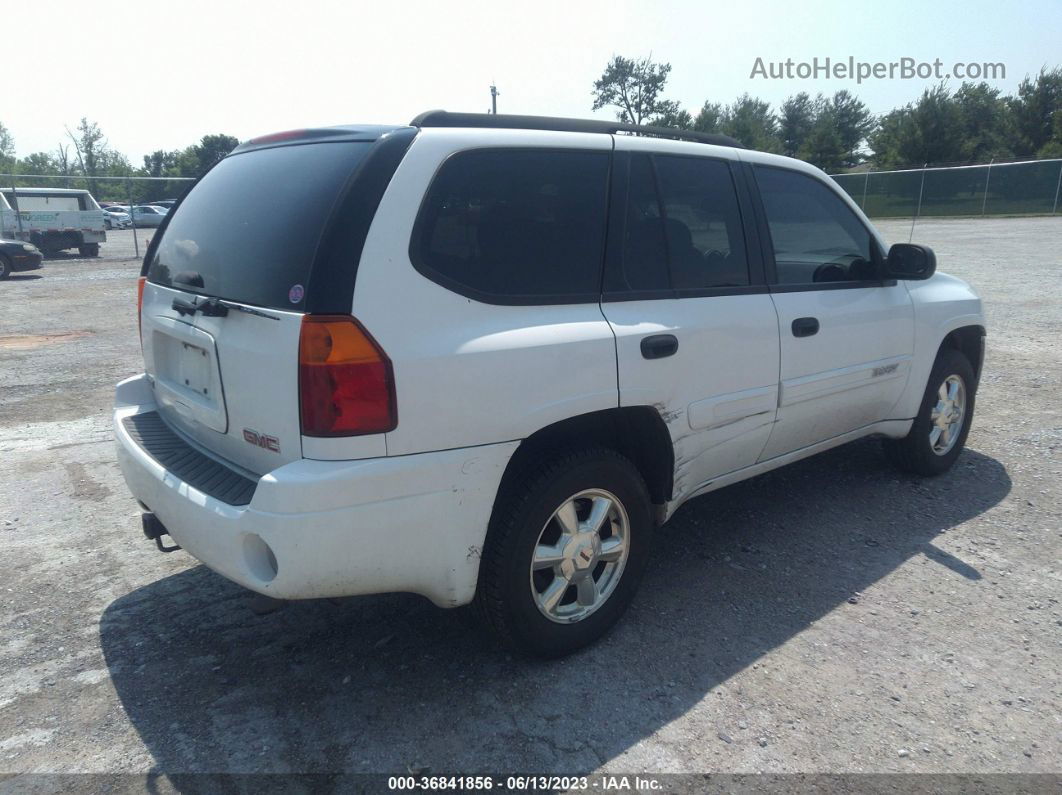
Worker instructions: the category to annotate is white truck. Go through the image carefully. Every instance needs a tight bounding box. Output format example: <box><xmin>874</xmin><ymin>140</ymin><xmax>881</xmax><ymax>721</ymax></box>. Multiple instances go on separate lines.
<box><xmin>0</xmin><ymin>187</ymin><xmax>106</xmax><ymax>256</ymax></box>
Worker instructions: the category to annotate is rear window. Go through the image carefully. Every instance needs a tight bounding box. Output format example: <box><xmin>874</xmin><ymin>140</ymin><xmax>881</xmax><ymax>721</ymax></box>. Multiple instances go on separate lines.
<box><xmin>410</xmin><ymin>148</ymin><xmax>610</xmax><ymax>303</ymax></box>
<box><xmin>147</xmin><ymin>141</ymin><xmax>371</xmax><ymax>309</ymax></box>
<box><xmin>2</xmin><ymin>192</ymin><xmax>91</xmax><ymax>211</ymax></box>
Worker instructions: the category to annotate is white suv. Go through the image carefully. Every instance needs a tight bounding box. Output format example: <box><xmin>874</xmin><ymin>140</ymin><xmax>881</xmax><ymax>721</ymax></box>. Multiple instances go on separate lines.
<box><xmin>115</xmin><ymin>112</ymin><xmax>985</xmax><ymax>656</ymax></box>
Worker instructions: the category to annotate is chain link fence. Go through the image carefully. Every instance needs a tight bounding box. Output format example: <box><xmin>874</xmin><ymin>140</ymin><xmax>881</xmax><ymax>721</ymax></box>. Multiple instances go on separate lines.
<box><xmin>831</xmin><ymin>158</ymin><xmax>1062</xmax><ymax>219</ymax></box>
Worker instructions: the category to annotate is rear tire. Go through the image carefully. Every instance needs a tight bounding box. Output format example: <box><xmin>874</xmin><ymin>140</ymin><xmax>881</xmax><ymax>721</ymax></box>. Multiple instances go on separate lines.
<box><xmin>0</xmin><ymin>254</ymin><xmax>10</xmax><ymax>279</ymax></box>
<box><xmin>884</xmin><ymin>348</ymin><xmax>976</xmax><ymax>476</ymax></box>
<box><xmin>475</xmin><ymin>448</ymin><xmax>653</xmax><ymax>657</ymax></box>
<box><xmin>78</xmin><ymin>243</ymin><xmax>100</xmax><ymax>257</ymax></box>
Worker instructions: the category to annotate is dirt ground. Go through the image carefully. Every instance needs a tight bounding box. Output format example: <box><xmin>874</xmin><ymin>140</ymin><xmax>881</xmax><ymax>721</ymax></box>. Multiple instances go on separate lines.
<box><xmin>1</xmin><ymin>219</ymin><xmax>1059</xmax><ymax>782</ymax></box>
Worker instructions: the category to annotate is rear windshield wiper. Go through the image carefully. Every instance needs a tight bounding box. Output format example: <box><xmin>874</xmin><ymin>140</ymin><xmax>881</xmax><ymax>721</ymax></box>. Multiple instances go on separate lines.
<box><xmin>172</xmin><ymin>296</ymin><xmax>229</xmax><ymax>318</ymax></box>
<box><xmin>170</xmin><ymin>295</ymin><xmax>279</xmax><ymax>321</ymax></box>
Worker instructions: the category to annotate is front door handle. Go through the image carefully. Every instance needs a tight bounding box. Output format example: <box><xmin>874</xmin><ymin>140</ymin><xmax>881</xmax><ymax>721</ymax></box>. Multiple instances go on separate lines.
<box><xmin>791</xmin><ymin>317</ymin><xmax>820</xmax><ymax>338</ymax></box>
<box><xmin>641</xmin><ymin>334</ymin><xmax>679</xmax><ymax>359</ymax></box>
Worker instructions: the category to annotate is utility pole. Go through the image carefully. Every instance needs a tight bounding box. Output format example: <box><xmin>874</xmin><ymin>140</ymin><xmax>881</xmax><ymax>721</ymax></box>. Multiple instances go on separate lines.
<box><xmin>490</xmin><ymin>84</ymin><xmax>499</xmax><ymax>114</ymax></box>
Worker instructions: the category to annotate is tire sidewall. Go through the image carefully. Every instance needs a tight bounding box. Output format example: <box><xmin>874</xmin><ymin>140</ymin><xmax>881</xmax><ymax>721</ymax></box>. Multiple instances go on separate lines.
<box><xmin>0</xmin><ymin>255</ymin><xmax>10</xmax><ymax>279</ymax></box>
<box><xmin>497</xmin><ymin>453</ymin><xmax>652</xmax><ymax>656</ymax></box>
<box><xmin>910</xmin><ymin>349</ymin><xmax>977</xmax><ymax>474</ymax></box>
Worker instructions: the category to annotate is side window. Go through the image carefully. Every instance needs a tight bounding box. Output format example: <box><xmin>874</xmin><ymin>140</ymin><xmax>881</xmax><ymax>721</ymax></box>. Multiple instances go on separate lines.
<box><xmin>617</xmin><ymin>154</ymin><xmax>668</xmax><ymax>291</ymax></box>
<box><xmin>755</xmin><ymin>165</ymin><xmax>878</xmax><ymax>285</ymax></box>
<box><xmin>654</xmin><ymin>156</ymin><xmax>750</xmax><ymax>289</ymax></box>
<box><xmin>411</xmin><ymin>149</ymin><xmax>610</xmax><ymax>302</ymax></box>
<box><xmin>609</xmin><ymin>153</ymin><xmax>750</xmax><ymax>294</ymax></box>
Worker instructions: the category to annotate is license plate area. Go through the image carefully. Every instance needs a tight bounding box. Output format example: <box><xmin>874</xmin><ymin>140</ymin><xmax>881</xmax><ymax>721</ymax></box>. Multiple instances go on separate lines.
<box><xmin>171</xmin><ymin>340</ymin><xmax>211</xmax><ymax>397</ymax></box>
<box><xmin>149</xmin><ymin>316</ymin><xmax>228</xmax><ymax>434</ymax></box>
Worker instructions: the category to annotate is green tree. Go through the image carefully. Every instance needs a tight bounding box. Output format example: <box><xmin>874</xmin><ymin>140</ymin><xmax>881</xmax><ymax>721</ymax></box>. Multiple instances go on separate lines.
<box><xmin>1010</xmin><ymin>67</ymin><xmax>1062</xmax><ymax>156</ymax></box>
<box><xmin>1038</xmin><ymin>110</ymin><xmax>1062</xmax><ymax>158</ymax></box>
<box><xmin>143</xmin><ymin>149</ymin><xmax>181</xmax><ymax>177</ymax></box>
<box><xmin>649</xmin><ymin>101</ymin><xmax>693</xmax><ymax>129</ymax></box>
<box><xmin>720</xmin><ymin>94</ymin><xmax>780</xmax><ymax>152</ymax></box>
<box><xmin>186</xmin><ymin>134</ymin><xmax>240</xmax><ymax>176</ymax></box>
<box><xmin>592</xmin><ymin>55</ymin><xmax>675</xmax><ymax>125</ymax></box>
<box><xmin>798</xmin><ymin>111</ymin><xmax>847</xmax><ymax>172</ymax></box>
<box><xmin>66</xmin><ymin>117</ymin><xmax>109</xmax><ymax>195</ymax></box>
<box><xmin>828</xmin><ymin>90</ymin><xmax>874</xmax><ymax>167</ymax></box>
<box><xmin>869</xmin><ymin>85</ymin><xmax>963</xmax><ymax>166</ymax></box>
<box><xmin>54</xmin><ymin>144</ymin><xmax>73</xmax><ymax>177</ymax></box>
<box><xmin>869</xmin><ymin>106</ymin><xmax>916</xmax><ymax>168</ymax></box>
<box><xmin>20</xmin><ymin>152</ymin><xmax>59</xmax><ymax>175</ymax></box>
<box><xmin>0</xmin><ymin>121</ymin><xmax>14</xmax><ymax>173</ymax></box>
<box><xmin>779</xmin><ymin>93</ymin><xmax>815</xmax><ymax>157</ymax></box>
<box><xmin>693</xmin><ymin>101</ymin><xmax>723</xmax><ymax>133</ymax></box>
<box><xmin>953</xmin><ymin>82</ymin><xmax>1015</xmax><ymax>161</ymax></box>
<box><xmin>908</xmin><ymin>84</ymin><xmax>964</xmax><ymax>164</ymax></box>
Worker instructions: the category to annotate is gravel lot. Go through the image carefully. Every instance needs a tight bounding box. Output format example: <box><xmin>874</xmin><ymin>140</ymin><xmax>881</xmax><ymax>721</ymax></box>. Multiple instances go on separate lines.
<box><xmin>1</xmin><ymin>219</ymin><xmax>1059</xmax><ymax>781</ymax></box>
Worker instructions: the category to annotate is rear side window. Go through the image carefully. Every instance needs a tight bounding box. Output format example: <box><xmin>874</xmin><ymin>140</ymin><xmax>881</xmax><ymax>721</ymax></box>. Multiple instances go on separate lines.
<box><xmin>411</xmin><ymin>149</ymin><xmax>610</xmax><ymax>303</ymax></box>
<box><xmin>608</xmin><ymin>154</ymin><xmax>750</xmax><ymax>295</ymax></box>
<box><xmin>754</xmin><ymin>165</ymin><xmax>878</xmax><ymax>285</ymax></box>
<box><xmin>147</xmin><ymin>141</ymin><xmax>371</xmax><ymax>309</ymax></box>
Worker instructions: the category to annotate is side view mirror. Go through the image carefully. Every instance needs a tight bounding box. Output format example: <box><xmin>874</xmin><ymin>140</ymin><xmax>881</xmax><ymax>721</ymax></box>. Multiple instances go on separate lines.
<box><xmin>885</xmin><ymin>243</ymin><xmax>936</xmax><ymax>280</ymax></box>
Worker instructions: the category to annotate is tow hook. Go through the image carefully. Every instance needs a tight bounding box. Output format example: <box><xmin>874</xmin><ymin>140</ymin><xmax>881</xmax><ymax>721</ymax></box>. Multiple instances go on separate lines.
<box><xmin>142</xmin><ymin>512</ymin><xmax>181</xmax><ymax>553</ymax></box>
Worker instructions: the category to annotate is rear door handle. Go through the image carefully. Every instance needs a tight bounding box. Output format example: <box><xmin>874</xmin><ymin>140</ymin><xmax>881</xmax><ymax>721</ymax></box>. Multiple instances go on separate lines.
<box><xmin>641</xmin><ymin>334</ymin><xmax>679</xmax><ymax>359</ymax></box>
<box><xmin>791</xmin><ymin>317</ymin><xmax>820</xmax><ymax>338</ymax></box>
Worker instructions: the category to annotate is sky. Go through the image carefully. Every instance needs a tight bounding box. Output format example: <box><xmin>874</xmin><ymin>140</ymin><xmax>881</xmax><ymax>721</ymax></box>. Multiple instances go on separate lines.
<box><xmin>7</xmin><ymin>0</ymin><xmax>1061</xmax><ymax>164</ymax></box>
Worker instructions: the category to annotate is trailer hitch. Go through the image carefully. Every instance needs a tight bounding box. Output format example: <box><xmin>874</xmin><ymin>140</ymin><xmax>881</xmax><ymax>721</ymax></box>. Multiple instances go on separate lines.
<box><xmin>141</xmin><ymin>512</ymin><xmax>181</xmax><ymax>553</ymax></box>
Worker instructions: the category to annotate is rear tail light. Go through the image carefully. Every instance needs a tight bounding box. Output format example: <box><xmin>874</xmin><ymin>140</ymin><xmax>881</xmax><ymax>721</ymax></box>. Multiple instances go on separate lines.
<box><xmin>298</xmin><ymin>315</ymin><xmax>396</xmax><ymax>436</ymax></box>
<box><xmin>136</xmin><ymin>276</ymin><xmax>146</xmax><ymax>342</ymax></box>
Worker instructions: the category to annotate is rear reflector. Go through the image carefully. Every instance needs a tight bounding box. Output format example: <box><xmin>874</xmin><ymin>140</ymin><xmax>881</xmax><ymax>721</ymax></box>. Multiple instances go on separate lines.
<box><xmin>298</xmin><ymin>315</ymin><xmax>396</xmax><ymax>436</ymax></box>
<box><xmin>137</xmin><ymin>276</ymin><xmax>146</xmax><ymax>342</ymax></box>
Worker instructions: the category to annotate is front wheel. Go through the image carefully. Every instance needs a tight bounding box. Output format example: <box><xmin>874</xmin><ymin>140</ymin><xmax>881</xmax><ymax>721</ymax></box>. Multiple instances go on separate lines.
<box><xmin>475</xmin><ymin>448</ymin><xmax>653</xmax><ymax>657</ymax></box>
<box><xmin>884</xmin><ymin>348</ymin><xmax>976</xmax><ymax>476</ymax></box>
<box><xmin>0</xmin><ymin>254</ymin><xmax>10</xmax><ymax>279</ymax></box>
<box><xmin>78</xmin><ymin>243</ymin><xmax>100</xmax><ymax>257</ymax></box>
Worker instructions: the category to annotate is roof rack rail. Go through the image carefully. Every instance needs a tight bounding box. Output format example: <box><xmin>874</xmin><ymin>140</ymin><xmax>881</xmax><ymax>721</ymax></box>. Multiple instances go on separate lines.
<box><xmin>410</xmin><ymin>110</ymin><xmax>745</xmax><ymax>149</ymax></box>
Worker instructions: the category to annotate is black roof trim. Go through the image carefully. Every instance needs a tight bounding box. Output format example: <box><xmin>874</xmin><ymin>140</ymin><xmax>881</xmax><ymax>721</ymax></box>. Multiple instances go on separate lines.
<box><xmin>410</xmin><ymin>110</ymin><xmax>745</xmax><ymax>149</ymax></box>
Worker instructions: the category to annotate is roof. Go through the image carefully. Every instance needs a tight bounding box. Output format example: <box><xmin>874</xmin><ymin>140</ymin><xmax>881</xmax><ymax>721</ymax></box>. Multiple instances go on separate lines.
<box><xmin>233</xmin><ymin>111</ymin><xmax>746</xmax><ymax>158</ymax></box>
<box><xmin>410</xmin><ymin>110</ymin><xmax>746</xmax><ymax>149</ymax></box>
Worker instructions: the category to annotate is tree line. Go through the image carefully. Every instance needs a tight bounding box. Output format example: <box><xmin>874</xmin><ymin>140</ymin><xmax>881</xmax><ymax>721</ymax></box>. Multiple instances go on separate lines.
<box><xmin>0</xmin><ymin>118</ymin><xmax>238</xmax><ymax>202</ymax></box>
<box><xmin>592</xmin><ymin>56</ymin><xmax>1062</xmax><ymax>171</ymax></box>
<box><xmin>3</xmin><ymin>61</ymin><xmax>1060</xmax><ymax>194</ymax></box>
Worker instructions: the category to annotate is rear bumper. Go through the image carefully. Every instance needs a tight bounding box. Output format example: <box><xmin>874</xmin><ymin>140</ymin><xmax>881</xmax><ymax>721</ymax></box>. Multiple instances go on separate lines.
<box><xmin>114</xmin><ymin>374</ymin><xmax>517</xmax><ymax>606</ymax></box>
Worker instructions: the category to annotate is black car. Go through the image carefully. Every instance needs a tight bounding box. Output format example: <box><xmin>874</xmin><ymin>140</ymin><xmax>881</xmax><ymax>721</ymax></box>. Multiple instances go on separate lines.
<box><xmin>0</xmin><ymin>238</ymin><xmax>43</xmax><ymax>279</ymax></box>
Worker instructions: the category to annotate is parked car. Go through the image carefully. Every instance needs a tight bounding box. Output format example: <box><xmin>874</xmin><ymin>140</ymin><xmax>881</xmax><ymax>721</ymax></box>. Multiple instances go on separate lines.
<box><xmin>0</xmin><ymin>238</ymin><xmax>43</xmax><ymax>278</ymax></box>
<box><xmin>129</xmin><ymin>205</ymin><xmax>168</xmax><ymax>228</ymax></box>
<box><xmin>103</xmin><ymin>208</ymin><xmax>132</xmax><ymax>229</ymax></box>
<box><xmin>114</xmin><ymin>112</ymin><xmax>986</xmax><ymax>657</ymax></box>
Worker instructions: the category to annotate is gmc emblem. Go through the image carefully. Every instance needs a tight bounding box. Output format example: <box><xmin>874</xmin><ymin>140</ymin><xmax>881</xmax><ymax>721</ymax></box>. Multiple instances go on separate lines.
<box><xmin>243</xmin><ymin>428</ymin><xmax>280</xmax><ymax>453</ymax></box>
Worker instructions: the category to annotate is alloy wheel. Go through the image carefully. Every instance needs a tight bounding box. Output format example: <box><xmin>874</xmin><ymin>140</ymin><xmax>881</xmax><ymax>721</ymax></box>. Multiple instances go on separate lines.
<box><xmin>529</xmin><ymin>489</ymin><xmax>630</xmax><ymax>623</ymax></box>
<box><xmin>930</xmin><ymin>374</ymin><xmax>966</xmax><ymax>455</ymax></box>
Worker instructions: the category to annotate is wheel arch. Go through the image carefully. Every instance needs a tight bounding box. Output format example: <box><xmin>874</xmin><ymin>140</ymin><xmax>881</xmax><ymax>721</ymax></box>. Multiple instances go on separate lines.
<box><xmin>494</xmin><ymin>407</ymin><xmax>675</xmax><ymax>515</ymax></box>
<box><xmin>939</xmin><ymin>324</ymin><xmax>986</xmax><ymax>382</ymax></box>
